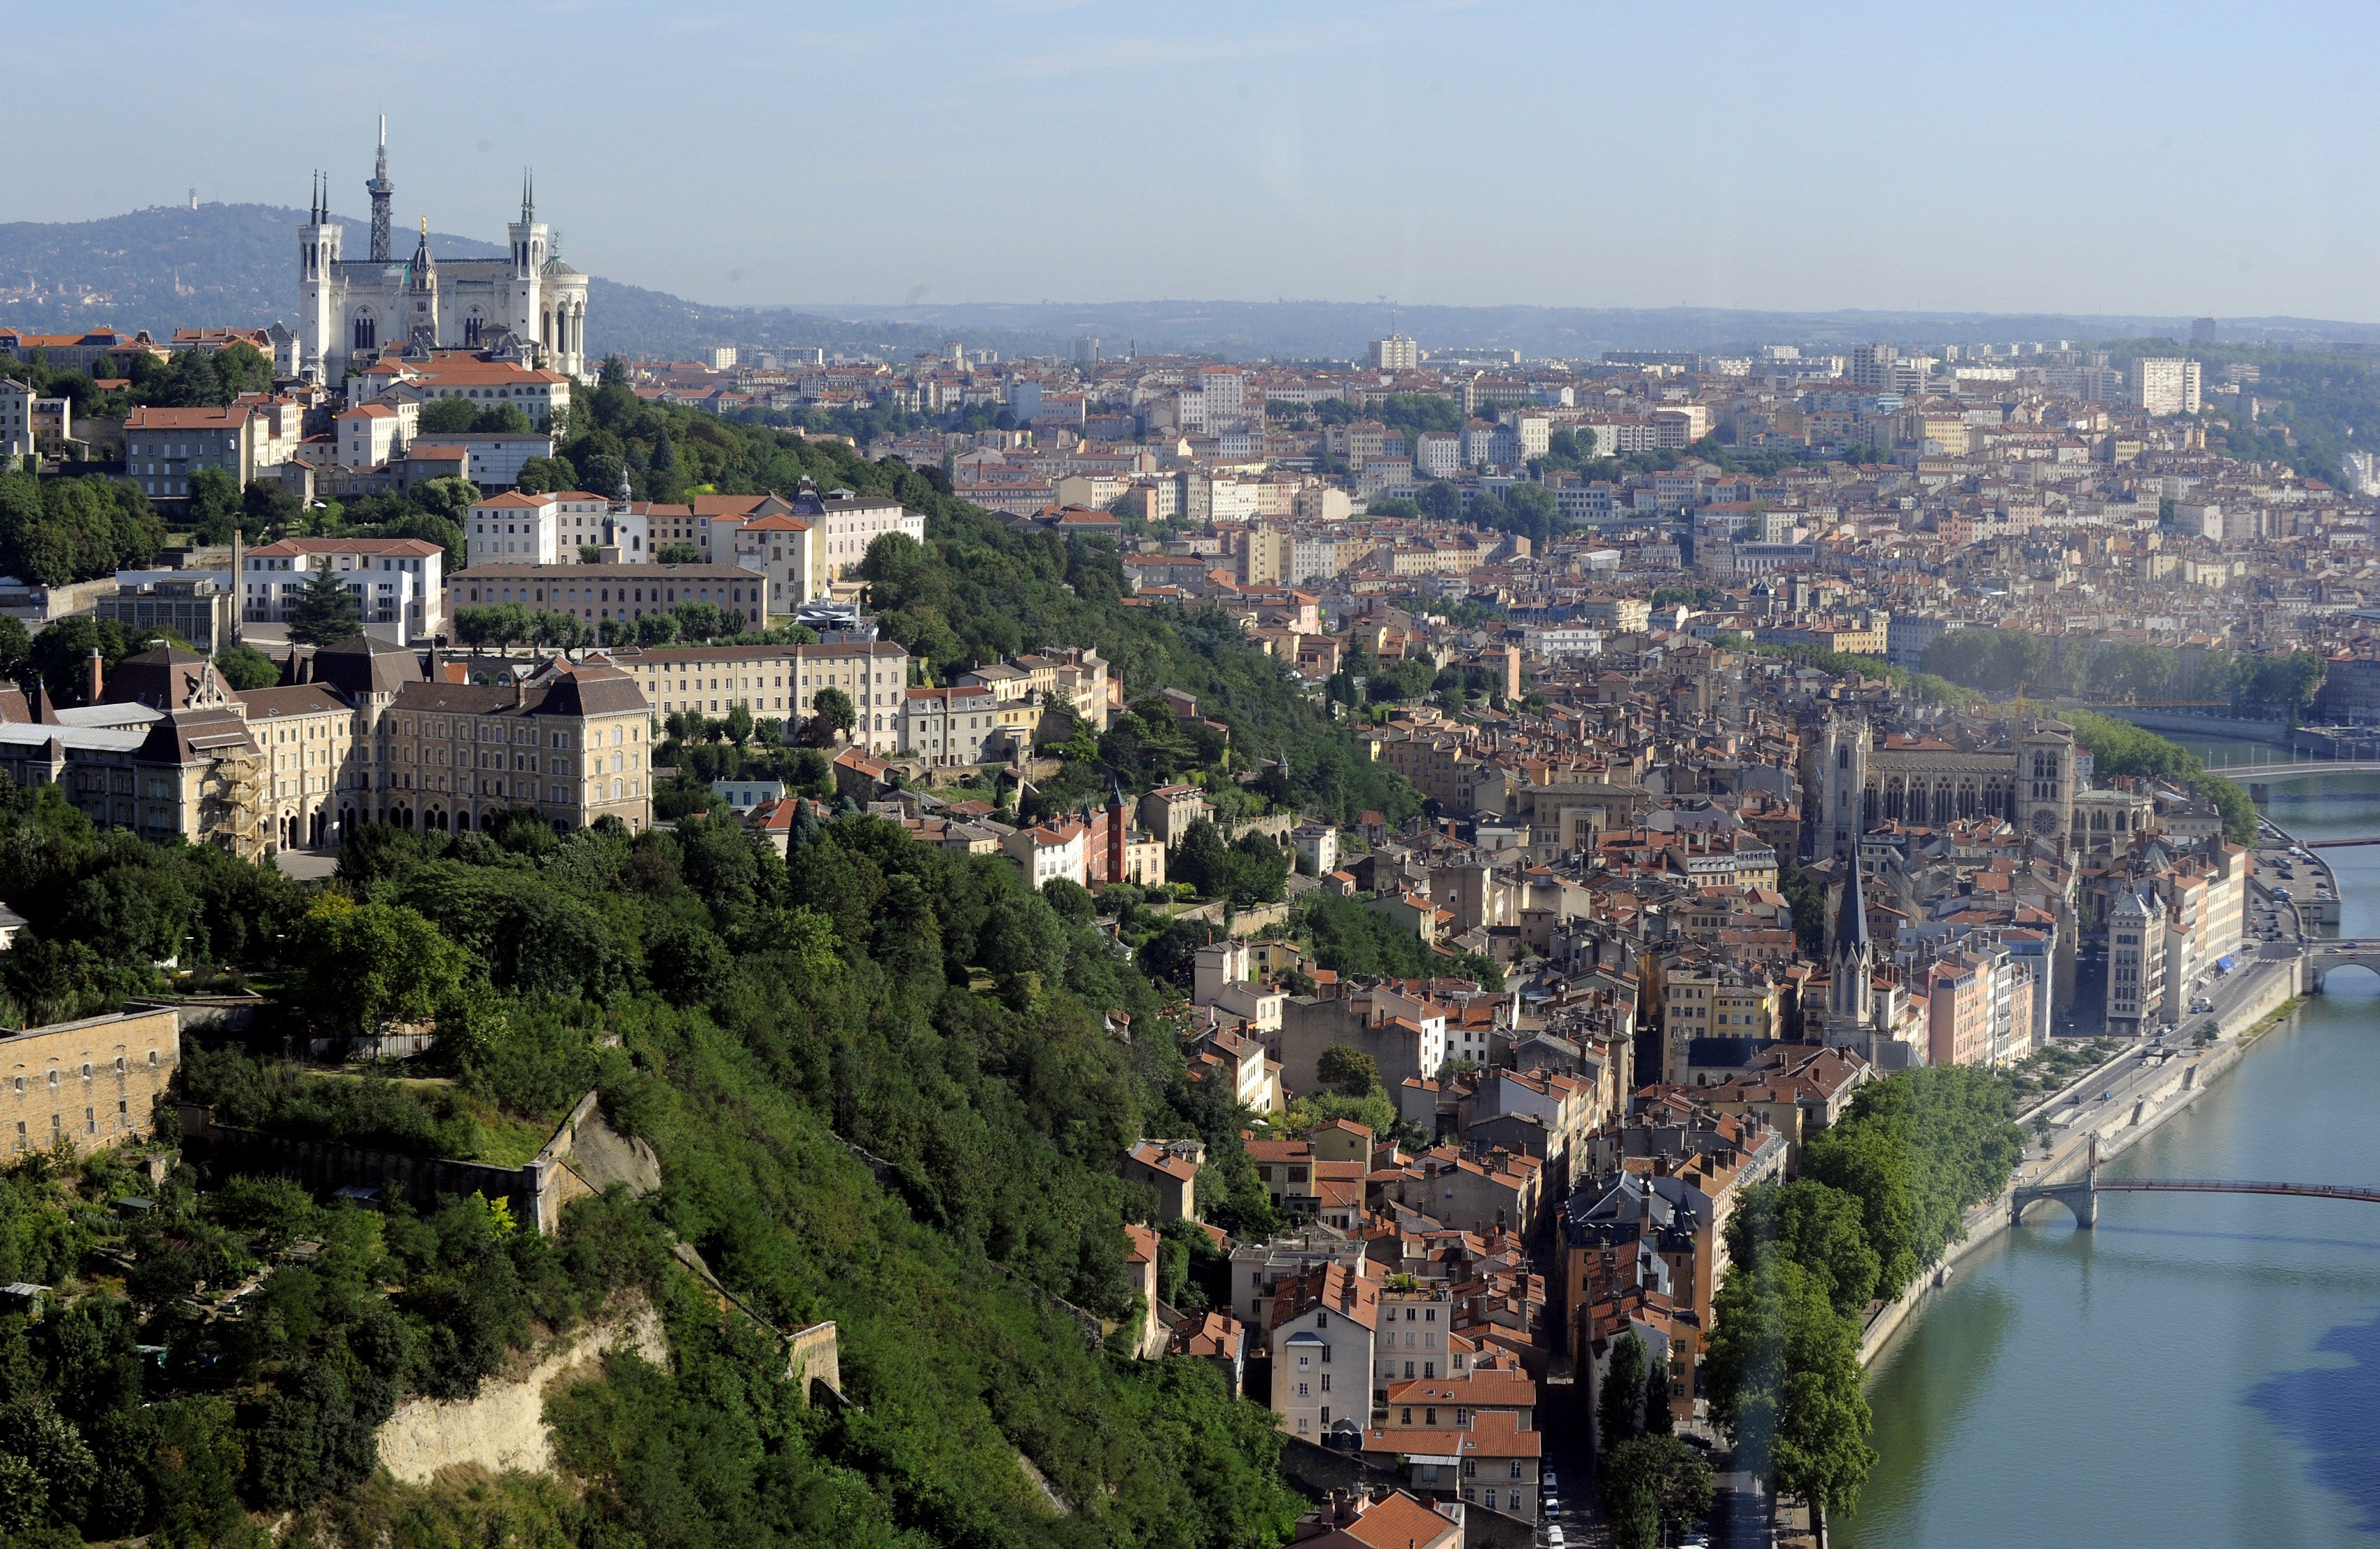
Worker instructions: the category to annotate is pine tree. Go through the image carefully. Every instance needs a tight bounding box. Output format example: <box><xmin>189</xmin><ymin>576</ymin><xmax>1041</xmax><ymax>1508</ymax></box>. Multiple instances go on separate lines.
<box><xmin>288</xmin><ymin>566</ymin><xmax>363</xmax><ymax>645</ymax></box>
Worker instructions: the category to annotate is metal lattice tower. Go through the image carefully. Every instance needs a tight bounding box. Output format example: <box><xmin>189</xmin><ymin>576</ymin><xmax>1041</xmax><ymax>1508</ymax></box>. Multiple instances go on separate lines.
<box><xmin>366</xmin><ymin>114</ymin><xmax>393</xmax><ymax>262</ymax></box>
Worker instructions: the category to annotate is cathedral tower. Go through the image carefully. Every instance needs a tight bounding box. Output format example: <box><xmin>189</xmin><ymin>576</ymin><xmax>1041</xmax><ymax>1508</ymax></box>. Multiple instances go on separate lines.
<box><xmin>2017</xmin><ymin>715</ymin><xmax>2078</xmax><ymax>848</ymax></box>
<box><xmin>506</xmin><ymin>171</ymin><xmax>549</xmax><ymax>349</ymax></box>
<box><xmin>298</xmin><ymin>171</ymin><xmax>341</xmax><ymax>382</ymax></box>
<box><xmin>404</xmin><ymin>218</ymin><xmax>439</xmax><ymax>348</ymax></box>
<box><xmin>1819</xmin><ymin>709</ymin><xmax>1870</xmax><ymax>864</ymax></box>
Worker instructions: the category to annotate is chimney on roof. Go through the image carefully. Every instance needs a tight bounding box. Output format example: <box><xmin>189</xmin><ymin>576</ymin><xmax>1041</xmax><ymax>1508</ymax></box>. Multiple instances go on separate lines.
<box><xmin>24</xmin><ymin>674</ymin><xmax>42</xmax><ymax>724</ymax></box>
<box><xmin>86</xmin><ymin>647</ymin><xmax>103</xmax><ymax>705</ymax></box>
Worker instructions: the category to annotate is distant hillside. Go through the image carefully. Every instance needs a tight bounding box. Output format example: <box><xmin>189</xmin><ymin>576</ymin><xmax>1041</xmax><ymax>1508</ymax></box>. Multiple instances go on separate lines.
<box><xmin>792</xmin><ymin>298</ymin><xmax>2380</xmax><ymax>362</ymax></box>
<box><xmin>14</xmin><ymin>204</ymin><xmax>2380</xmax><ymax>365</ymax></box>
<box><xmin>0</xmin><ymin>203</ymin><xmax>1061</xmax><ymax>363</ymax></box>
<box><xmin>0</xmin><ymin>203</ymin><xmax>503</xmax><ymax>335</ymax></box>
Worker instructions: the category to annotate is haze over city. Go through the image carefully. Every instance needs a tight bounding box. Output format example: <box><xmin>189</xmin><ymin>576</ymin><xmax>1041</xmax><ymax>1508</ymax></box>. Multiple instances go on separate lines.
<box><xmin>10</xmin><ymin>0</ymin><xmax>2380</xmax><ymax>319</ymax></box>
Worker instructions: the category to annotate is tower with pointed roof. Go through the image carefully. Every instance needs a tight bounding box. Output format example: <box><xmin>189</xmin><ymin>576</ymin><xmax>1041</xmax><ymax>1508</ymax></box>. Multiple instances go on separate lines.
<box><xmin>1826</xmin><ymin>852</ymin><xmax>1873</xmax><ymax>1037</ymax></box>
<box><xmin>505</xmin><ymin>170</ymin><xmax>551</xmax><ymax>355</ymax></box>
<box><xmin>298</xmin><ymin>171</ymin><xmax>342</xmax><ymax>381</ymax></box>
<box><xmin>405</xmin><ymin>217</ymin><xmax>440</xmax><ymax>349</ymax></box>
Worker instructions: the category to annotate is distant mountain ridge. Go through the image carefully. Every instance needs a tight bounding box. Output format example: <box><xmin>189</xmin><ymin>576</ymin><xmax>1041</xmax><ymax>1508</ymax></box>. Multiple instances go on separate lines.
<box><xmin>0</xmin><ymin>204</ymin><xmax>1063</xmax><ymax>363</ymax></box>
<box><xmin>7</xmin><ymin>204</ymin><xmax>2380</xmax><ymax>364</ymax></box>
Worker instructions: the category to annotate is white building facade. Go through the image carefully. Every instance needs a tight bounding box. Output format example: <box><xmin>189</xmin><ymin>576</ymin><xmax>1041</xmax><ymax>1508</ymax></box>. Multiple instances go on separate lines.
<box><xmin>243</xmin><ymin>537</ymin><xmax>444</xmax><ymax>643</ymax></box>
<box><xmin>298</xmin><ymin>125</ymin><xmax>589</xmax><ymax>386</ymax></box>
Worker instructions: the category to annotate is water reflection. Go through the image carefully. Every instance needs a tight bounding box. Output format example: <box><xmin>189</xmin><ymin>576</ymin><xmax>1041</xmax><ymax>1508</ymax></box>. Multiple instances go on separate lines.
<box><xmin>2247</xmin><ymin>1311</ymin><xmax>2380</xmax><ymax>1534</ymax></box>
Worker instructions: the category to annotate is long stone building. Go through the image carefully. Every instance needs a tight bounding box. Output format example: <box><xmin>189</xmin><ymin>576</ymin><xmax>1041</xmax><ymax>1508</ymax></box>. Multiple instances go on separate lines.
<box><xmin>0</xmin><ymin>638</ymin><xmax>652</xmax><ymax>858</ymax></box>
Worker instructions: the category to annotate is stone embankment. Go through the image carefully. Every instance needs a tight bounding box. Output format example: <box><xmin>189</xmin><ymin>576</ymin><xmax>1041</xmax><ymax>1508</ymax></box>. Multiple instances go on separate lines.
<box><xmin>1859</xmin><ymin>957</ymin><xmax>2304</xmax><ymax>1366</ymax></box>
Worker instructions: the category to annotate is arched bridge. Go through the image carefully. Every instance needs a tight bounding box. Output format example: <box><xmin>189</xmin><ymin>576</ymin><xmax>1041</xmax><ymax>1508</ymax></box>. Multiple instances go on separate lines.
<box><xmin>2304</xmin><ymin>939</ymin><xmax>2380</xmax><ymax>990</ymax></box>
<box><xmin>2015</xmin><ymin>1137</ymin><xmax>2380</xmax><ymax>1228</ymax></box>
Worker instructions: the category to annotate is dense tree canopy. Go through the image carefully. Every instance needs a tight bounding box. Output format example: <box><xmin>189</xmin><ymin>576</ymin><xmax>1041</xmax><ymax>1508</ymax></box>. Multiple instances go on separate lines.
<box><xmin>0</xmin><ymin>471</ymin><xmax>164</xmax><ymax>585</ymax></box>
<box><xmin>0</xmin><ymin>770</ymin><xmax>1308</xmax><ymax>1545</ymax></box>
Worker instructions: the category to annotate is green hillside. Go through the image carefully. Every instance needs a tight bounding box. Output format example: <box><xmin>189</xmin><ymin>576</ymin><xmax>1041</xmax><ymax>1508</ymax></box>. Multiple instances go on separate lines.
<box><xmin>0</xmin><ymin>391</ymin><xmax>1415</xmax><ymax>1546</ymax></box>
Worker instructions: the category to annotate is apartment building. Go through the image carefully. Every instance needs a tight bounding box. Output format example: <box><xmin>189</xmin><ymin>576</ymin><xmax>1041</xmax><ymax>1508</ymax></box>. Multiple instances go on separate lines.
<box><xmin>0</xmin><ymin>378</ymin><xmax>31</xmax><ymax>458</ymax></box>
<box><xmin>1926</xmin><ymin>953</ymin><xmax>1994</xmax><ymax>1067</ymax></box>
<box><xmin>2127</xmin><ymin>357</ymin><xmax>2203</xmax><ymax>417</ymax></box>
<box><xmin>467</xmin><ymin>491</ymin><xmax>566</xmax><ymax>566</ymax></box>
<box><xmin>358</xmin><ymin>355</ymin><xmax>573</xmax><ymax>428</ymax></box>
<box><xmin>815</xmin><ymin>493</ymin><xmax>924</xmax><ymax>581</ymax></box>
<box><xmin>731</xmin><ymin>512</ymin><xmax>818</xmax><ymax>608</ymax></box>
<box><xmin>244</xmin><ymin>537</ymin><xmax>444</xmax><ymax>643</ymax></box>
<box><xmin>902</xmin><ymin>685</ymin><xmax>1027</xmax><ymax>766</ymax></box>
<box><xmin>449</xmin><ymin>563</ymin><xmax>774</xmax><ymax>631</ymax></box>
<box><xmin>1268</xmin><ymin>1260</ymin><xmax>1376</xmax><ymax>1442</ymax></box>
<box><xmin>335</xmin><ymin>401</ymin><xmax>417</xmax><ymax>468</ymax></box>
<box><xmin>124</xmin><ymin>400</ymin><xmax>305</xmax><ymax>507</ymax></box>
<box><xmin>603</xmin><ymin>640</ymin><xmax>909</xmax><ymax>750</ymax></box>
<box><xmin>2103</xmin><ymin>886</ymin><xmax>2166</xmax><ymax>1038</ymax></box>
<box><xmin>1003</xmin><ymin>820</ymin><xmax>1089</xmax><ymax>890</ymax></box>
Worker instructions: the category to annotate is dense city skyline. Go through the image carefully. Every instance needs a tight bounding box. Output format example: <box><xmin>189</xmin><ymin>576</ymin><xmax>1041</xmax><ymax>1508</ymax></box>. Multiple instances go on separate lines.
<box><xmin>10</xmin><ymin>1</ymin><xmax>2380</xmax><ymax>319</ymax></box>
<box><xmin>0</xmin><ymin>8</ymin><xmax>2372</xmax><ymax>1547</ymax></box>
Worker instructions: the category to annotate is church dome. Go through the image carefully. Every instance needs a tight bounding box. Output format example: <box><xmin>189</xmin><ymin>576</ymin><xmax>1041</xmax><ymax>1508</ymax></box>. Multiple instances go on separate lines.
<box><xmin>540</xmin><ymin>257</ymin><xmax>582</xmax><ymax>276</ymax></box>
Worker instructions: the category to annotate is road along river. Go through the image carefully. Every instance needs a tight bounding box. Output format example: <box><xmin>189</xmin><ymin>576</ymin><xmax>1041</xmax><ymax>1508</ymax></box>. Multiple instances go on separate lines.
<box><xmin>1839</xmin><ymin>755</ymin><xmax>2380</xmax><ymax>1548</ymax></box>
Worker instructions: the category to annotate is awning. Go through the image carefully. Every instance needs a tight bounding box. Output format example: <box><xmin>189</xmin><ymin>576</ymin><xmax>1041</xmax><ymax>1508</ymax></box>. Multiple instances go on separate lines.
<box><xmin>2216</xmin><ymin>956</ymin><xmax>2236</xmax><ymax>972</ymax></box>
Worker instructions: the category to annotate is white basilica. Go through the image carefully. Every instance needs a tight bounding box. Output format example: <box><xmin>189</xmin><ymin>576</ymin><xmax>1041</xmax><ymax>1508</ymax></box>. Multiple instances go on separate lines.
<box><xmin>298</xmin><ymin>123</ymin><xmax>589</xmax><ymax>386</ymax></box>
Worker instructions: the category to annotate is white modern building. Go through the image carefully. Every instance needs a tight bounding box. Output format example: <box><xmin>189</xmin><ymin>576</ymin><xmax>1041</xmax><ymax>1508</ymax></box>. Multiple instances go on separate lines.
<box><xmin>2127</xmin><ymin>357</ymin><xmax>2203</xmax><ymax>417</ymax></box>
<box><xmin>242</xmin><ymin>536</ymin><xmax>444</xmax><ymax>643</ymax></box>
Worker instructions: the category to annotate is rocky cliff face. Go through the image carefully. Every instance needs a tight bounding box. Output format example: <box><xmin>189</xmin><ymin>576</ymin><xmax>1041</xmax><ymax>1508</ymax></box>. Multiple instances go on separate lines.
<box><xmin>374</xmin><ymin>1296</ymin><xmax>666</xmax><ymax>1484</ymax></box>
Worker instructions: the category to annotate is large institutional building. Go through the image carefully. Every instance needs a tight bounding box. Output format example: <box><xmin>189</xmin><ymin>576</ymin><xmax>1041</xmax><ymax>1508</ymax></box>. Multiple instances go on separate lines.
<box><xmin>0</xmin><ymin>639</ymin><xmax>652</xmax><ymax>858</ymax></box>
<box><xmin>298</xmin><ymin>122</ymin><xmax>589</xmax><ymax>385</ymax></box>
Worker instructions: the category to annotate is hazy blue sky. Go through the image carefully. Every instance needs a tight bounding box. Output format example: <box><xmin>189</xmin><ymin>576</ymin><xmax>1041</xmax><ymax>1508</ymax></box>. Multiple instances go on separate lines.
<box><xmin>15</xmin><ymin>1</ymin><xmax>2376</xmax><ymax>318</ymax></box>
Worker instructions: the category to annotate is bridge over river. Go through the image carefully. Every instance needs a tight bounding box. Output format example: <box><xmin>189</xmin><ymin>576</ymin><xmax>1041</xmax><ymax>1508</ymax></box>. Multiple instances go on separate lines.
<box><xmin>2228</xmin><ymin>760</ymin><xmax>2380</xmax><ymax>784</ymax></box>
<box><xmin>2300</xmin><ymin>937</ymin><xmax>2380</xmax><ymax>990</ymax></box>
<box><xmin>2014</xmin><ymin>1135</ymin><xmax>2380</xmax><ymax>1227</ymax></box>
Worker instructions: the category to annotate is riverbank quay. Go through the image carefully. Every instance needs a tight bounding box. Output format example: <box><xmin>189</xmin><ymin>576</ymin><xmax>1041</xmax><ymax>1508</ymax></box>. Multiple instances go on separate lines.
<box><xmin>1855</xmin><ymin>953</ymin><xmax>2306</xmax><ymax>1367</ymax></box>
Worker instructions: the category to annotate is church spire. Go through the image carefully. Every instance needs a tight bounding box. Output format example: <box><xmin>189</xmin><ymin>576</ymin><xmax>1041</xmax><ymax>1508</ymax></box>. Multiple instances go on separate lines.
<box><xmin>1833</xmin><ymin>850</ymin><xmax>1868</xmax><ymax>960</ymax></box>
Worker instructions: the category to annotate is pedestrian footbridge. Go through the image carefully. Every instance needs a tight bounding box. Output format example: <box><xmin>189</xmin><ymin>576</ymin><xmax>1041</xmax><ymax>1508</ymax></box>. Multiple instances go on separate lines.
<box><xmin>2015</xmin><ymin>1137</ymin><xmax>2380</xmax><ymax>1228</ymax></box>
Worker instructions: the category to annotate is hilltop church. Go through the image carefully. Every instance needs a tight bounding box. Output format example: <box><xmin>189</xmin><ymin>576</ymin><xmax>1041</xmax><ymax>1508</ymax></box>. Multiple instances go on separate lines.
<box><xmin>297</xmin><ymin>121</ymin><xmax>589</xmax><ymax>386</ymax></box>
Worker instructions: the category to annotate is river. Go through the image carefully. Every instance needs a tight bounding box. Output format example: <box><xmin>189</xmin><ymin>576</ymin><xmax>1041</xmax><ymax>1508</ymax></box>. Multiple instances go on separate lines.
<box><xmin>1840</xmin><ymin>748</ymin><xmax>2380</xmax><ymax>1547</ymax></box>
